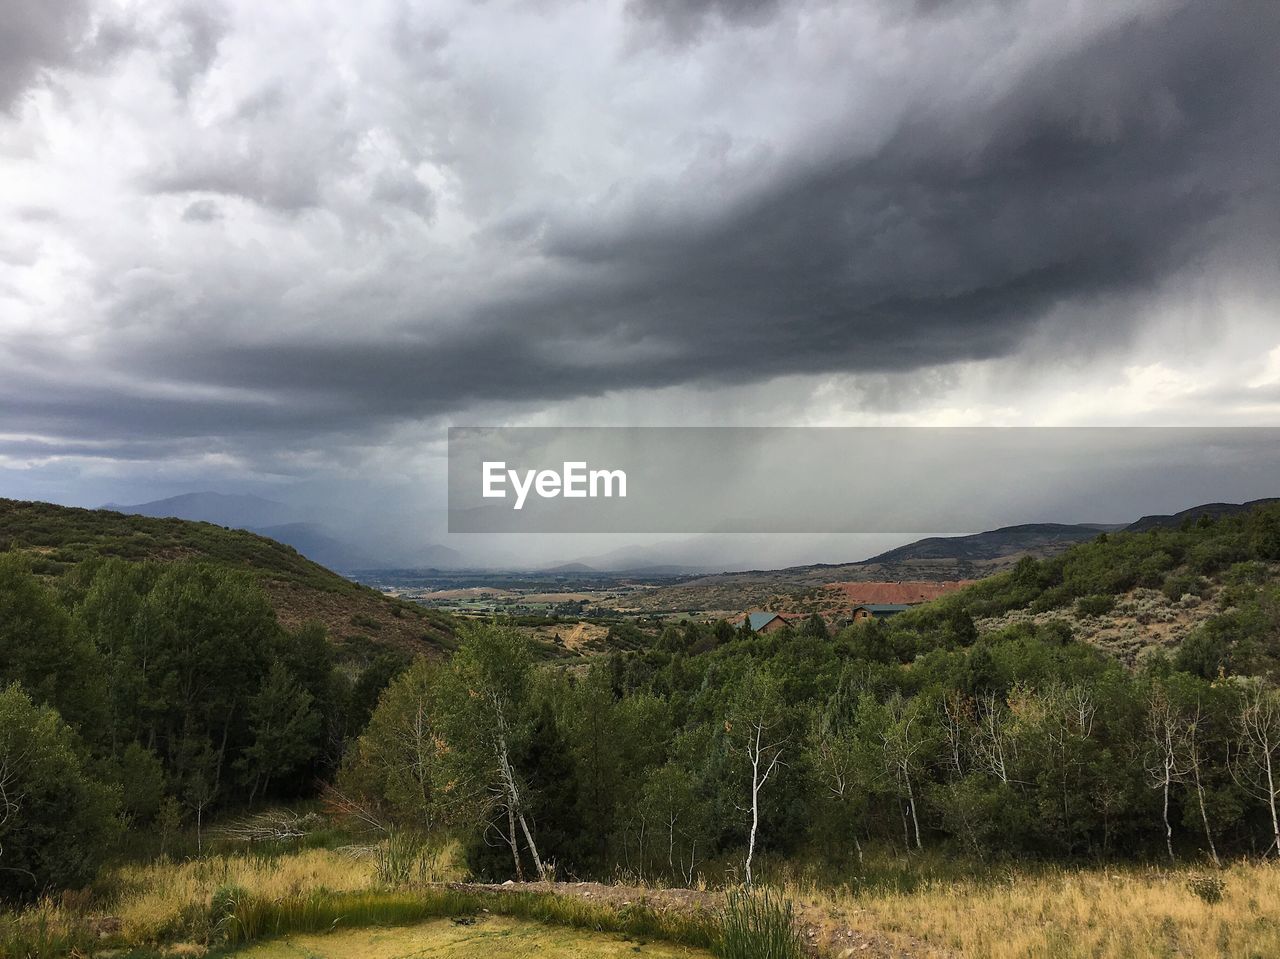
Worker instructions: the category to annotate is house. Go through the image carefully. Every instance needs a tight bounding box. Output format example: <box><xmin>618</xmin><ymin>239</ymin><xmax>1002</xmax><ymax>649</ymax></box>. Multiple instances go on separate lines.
<box><xmin>850</xmin><ymin>603</ymin><xmax>912</xmax><ymax>621</ymax></box>
<box><xmin>735</xmin><ymin>611</ymin><xmax>812</xmax><ymax>634</ymax></box>
<box><xmin>744</xmin><ymin>611</ymin><xmax>790</xmax><ymax>633</ymax></box>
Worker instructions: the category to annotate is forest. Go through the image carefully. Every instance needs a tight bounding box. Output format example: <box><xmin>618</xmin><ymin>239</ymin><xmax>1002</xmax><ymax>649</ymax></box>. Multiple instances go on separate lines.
<box><xmin>3</xmin><ymin>503</ymin><xmax>1280</xmax><ymax>957</ymax></box>
<box><xmin>3</xmin><ymin>503</ymin><xmax>1280</xmax><ymax>899</ymax></box>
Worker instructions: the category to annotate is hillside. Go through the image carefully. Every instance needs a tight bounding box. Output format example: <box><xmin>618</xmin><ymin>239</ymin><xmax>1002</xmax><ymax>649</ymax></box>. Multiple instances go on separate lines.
<box><xmin>597</xmin><ymin>526</ymin><xmax>1114</xmax><ymax>615</ymax></box>
<box><xmin>882</xmin><ymin>499</ymin><xmax>1280</xmax><ymax>673</ymax></box>
<box><xmin>0</xmin><ymin>498</ymin><xmax>458</xmax><ymax>656</ymax></box>
<box><xmin>859</xmin><ymin>522</ymin><xmax>1115</xmax><ymax>566</ymax></box>
<box><xmin>1125</xmin><ymin>498</ymin><xmax>1280</xmax><ymax>532</ymax></box>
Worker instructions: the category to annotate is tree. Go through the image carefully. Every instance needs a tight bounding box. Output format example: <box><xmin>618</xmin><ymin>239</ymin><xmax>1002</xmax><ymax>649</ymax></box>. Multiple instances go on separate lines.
<box><xmin>807</xmin><ymin>686</ymin><xmax>876</xmax><ymax>864</ymax></box>
<box><xmin>1145</xmin><ymin>683</ymin><xmax>1182</xmax><ymax>861</ymax></box>
<box><xmin>115</xmin><ymin>742</ymin><xmax>167</xmax><ymax>826</ymax></box>
<box><xmin>441</xmin><ymin>623</ymin><xmax>548</xmax><ymax>881</ymax></box>
<box><xmin>1233</xmin><ymin>684</ymin><xmax>1280</xmax><ymax>857</ymax></box>
<box><xmin>241</xmin><ymin>662</ymin><xmax>322</xmax><ymax>803</ymax></box>
<box><xmin>72</xmin><ymin>558</ymin><xmax>153</xmax><ymax>754</ymax></box>
<box><xmin>638</xmin><ymin>762</ymin><xmax>707</xmax><ymax>884</ymax></box>
<box><xmin>131</xmin><ymin>563</ymin><xmax>276</xmax><ymax>797</ymax></box>
<box><xmin>0</xmin><ymin>555</ymin><xmax>107</xmax><ymax>736</ymax></box>
<box><xmin>878</xmin><ymin>692</ymin><xmax>936</xmax><ymax>850</ymax></box>
<box><xmin>727</xmin><ymin>669</ymin><xmax>788</xmax><ymax>888</ymax></box>
<box><xmin>0</xmin><ymin>684</ymin><xmax>119</xmax><ymax>901</ymax></box>
<box><xmin>339</xmin><ymin>657</ymin><xmax>468</xmax><ymax>831</ymax></box>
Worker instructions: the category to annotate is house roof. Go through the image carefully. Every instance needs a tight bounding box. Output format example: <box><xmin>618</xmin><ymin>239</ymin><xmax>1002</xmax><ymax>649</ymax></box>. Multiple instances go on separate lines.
<box><xmin>747</xmin><ymin>611</ymin><xmax>783</xmax><ymax>631</ymax></box>
<box><xmin>852</xmin><ymin>603</ymin><xmax>913</xmax><ymax>613</ymax></box>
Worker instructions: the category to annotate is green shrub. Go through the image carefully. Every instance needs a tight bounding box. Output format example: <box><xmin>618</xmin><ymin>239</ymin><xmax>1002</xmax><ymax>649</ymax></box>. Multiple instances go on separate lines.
<box><xmin>1075</xmin><ymin>594</ymin><xmax>1115</xmax><ymax>617</ymax></box>
<box><xmin>0</xmin><ymin>685</ymin><xmax>120</xmax><ymax>902</ymax></box>
<box><xmin>1162</xmin><ymin>572</ymin><xmax>1207</xmax><ymax>603</ymax></box>
<box><xmin>1187</xmin><ymin>873</ymin><xmax>1225</xmax><ymax>904</ymax></box>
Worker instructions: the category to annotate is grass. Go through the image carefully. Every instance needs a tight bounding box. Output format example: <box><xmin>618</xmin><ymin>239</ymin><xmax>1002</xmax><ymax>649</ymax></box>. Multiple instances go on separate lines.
<box><xmin>779</xmin><ymin>857</ymin><xmax>1280</xmax><ymax>958</ymax></box>
<box><xmin>227</xmin><ymin>915</ymin><xmax>709</xmax><ymax>958</ymax></box>
<box><xmin>10</xmin><ymin>838</ymin><xmax>1280</xmax><ymax>958</ymax></box>
<box><xmin>0</xmin><ymin>841</ymin><xmax>724</xmax><ymax>958</ymax></box>
<box><xmin>220</xmin><ymin>887</ymin><xmax>719</xmax><ymax>950</ymax></box>
<box><xmin>716</xmin><ymin>890</ymin><xmax>804</xmax><ymax>959</ymax></box>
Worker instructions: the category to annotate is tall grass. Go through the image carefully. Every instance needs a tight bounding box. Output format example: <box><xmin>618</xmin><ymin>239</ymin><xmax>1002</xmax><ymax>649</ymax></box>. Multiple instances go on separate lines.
<box><xmin>783</xmin><ymin>859</ymin><xmax>1280</xmax><ymax>959</ymax></box>
<box><xmin>0</xmin><ymin>905</ymin><xmax>95</xmax><ymax>959</ymax></box>
<box><xmin>372</xmin><ymin>832</ymin><xmax>458</xmax><ymax>886</ymax></box>
<box><xmin>716</xmin><ymin>890</ymin><xmax>804</xmax><ymax>959</ymax></box>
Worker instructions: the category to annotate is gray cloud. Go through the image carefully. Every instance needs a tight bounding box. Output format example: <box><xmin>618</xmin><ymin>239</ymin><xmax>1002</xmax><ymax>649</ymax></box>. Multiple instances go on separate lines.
<box><xmin>180</xmin><ymin>199</ymin><xmax>223</xmax><ymax>222</ymax></box>
<box><xmin>0</xmin><ymin>0</ymin><xmax>90</xmax><ymax>110</ymax></box>
<box><xmin>627</xmin><ymin>0</ymin><xmax>782</xmax><ymax>43</ymax></box>
<box><xmin>1</xmin><ymin>0</ymin><xmax>1278</xmax><ymax>520</ymax></box>
<box><xmin>168</xmin><ymin>2</ymin><xmax>228</xmax><ymax>97</ymax></box>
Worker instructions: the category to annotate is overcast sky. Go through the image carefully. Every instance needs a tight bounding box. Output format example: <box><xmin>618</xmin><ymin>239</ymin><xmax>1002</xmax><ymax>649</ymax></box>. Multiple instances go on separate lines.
<box><xmin>2</xmin><ymin>0</ymin><xmax>1278</xmax><ymax>567</ymax></box>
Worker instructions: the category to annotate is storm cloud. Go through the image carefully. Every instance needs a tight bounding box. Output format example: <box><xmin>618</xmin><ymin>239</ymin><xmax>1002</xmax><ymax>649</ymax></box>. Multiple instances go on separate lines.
<box><xmin>1</xmin><ymin>0</ymin><xmax>1279</xmax><ymax>528</ymax></box>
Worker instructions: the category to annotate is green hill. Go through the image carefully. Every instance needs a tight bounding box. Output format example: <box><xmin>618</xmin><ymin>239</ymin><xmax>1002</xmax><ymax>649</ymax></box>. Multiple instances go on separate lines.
<box><xmin>0</xmin><ymin>498</ymin><xmax>459</xmax><ymax>656</ymax></box>
<box><xmin>883</xmin><ymin>499</ymin><xmax>1280</xmax><ymax>673</ymax></box>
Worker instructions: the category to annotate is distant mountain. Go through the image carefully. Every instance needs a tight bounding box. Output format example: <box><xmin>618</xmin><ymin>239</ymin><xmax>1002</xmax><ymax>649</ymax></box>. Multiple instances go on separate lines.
<box><xmin>104</xmin><ymin>491</ymin><xmax>295</xmax><ymax>529</ymax></box>
<box><xmin>859</xmin><ymin>523</ymin><xmax>1115</xmax><ymax>566</ymax></box>
<box><xmin>103</xmin><ymin>492</ymin><xmax>466</xmax><ymax>571</ymax></box>
<box><xmin>251</xmin><ymin>522</ymin><xmax>381</xmax><ymax>572</ymax></box>
<box><xmin>1125</xmin><ymin>498</ymin><xmax>1280</xmax><ymax>533</ymax></box>
<box><xmin>392</xmin><ymin>544</ymin><xmax>466</xmax><ymax>570</ymax></box>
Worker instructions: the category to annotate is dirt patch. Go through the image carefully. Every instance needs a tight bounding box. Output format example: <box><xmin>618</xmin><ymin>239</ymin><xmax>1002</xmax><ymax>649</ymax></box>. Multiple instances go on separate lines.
<box><xmin>533</xmin><ymin>621</ymin><xmax>610</xmax><ymax>651</ymax></box>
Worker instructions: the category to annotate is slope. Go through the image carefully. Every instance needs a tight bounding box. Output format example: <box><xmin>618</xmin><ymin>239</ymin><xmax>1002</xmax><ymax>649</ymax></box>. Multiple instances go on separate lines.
<box><xmin>0</xmin><ymin>498</ymin><xmax>458</xmax><ymax>656</ymax></box>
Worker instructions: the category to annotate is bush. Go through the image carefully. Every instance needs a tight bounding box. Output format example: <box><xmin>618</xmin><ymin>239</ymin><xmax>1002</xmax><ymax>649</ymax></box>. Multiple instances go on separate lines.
<box><xmin>0</xmin><ymin>684</ymin><xmax>120</xmax><ymax>902</ymax></box>
<box><xmin>1162</xmin><ymin>573</ymin><xmax>1207</xmax><ymax>603</ymax></box>
<box><xmin>1187</xmin><ymin>873</ymin><xmax>1225</xmax><ymax>904</ymax></box>
<box><xmin>1075</xmin><ymin>594</ymin><xmax>1115</xmax><ymax>617</ymax></box>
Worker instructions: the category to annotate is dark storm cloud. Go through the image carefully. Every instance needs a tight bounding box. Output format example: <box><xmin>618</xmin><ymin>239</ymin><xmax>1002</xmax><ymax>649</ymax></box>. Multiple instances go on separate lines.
<box><xmin>4</xmin><ymin>0</ymin><xmax>1279</xmax><ymax>476</ymax></box>
<box><xmin>0</xmin><ymin>0</ymin><xmax>90</xmax><ymax>110</ymax></box>
<box><xmin>29</xmin><ymin>0</ymin><xmax>1267</xmax><ymax>442</ymax></box>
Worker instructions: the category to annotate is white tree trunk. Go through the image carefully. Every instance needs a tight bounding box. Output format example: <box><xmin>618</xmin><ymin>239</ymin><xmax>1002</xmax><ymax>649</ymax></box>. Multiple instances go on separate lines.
<box><xmin>495</xmin><ymin>714</ymin><xmax>546</xmax><ymax>881</ymax></box>
<box><xmin>1193</xmin><ymin>771</ymin><xmax>1220</xmax><ymax>868</ymax></box>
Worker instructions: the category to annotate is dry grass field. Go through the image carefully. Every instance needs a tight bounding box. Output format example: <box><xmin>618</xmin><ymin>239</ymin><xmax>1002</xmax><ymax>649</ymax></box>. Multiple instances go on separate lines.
<box><xmin>4</xmin><ymin>844</ymin><xmax>1278</xmax><ymax>958</ymax></box>
<box><xmin>786</xmin><ymin>861</ymin><xmax>1279</xmax><ymax>958</ymax></box>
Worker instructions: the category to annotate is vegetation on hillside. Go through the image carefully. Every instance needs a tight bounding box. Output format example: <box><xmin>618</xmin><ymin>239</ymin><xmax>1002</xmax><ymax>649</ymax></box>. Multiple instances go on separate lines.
<box><xmin>332</xmin><ymin>506</ymin><xmax>1280</xmax><ymax>883</ymax></box>
<box><xmin>0</xmin><ymin>551</ymin><xmax>416</xmax><ymax>901</ymax></box>
<box><xmin>0</xmin><ymin>498</ymin><xmax>458</xmax><ymax>654</ymax></box>
<box><xmin>5</xmin><ymin>501</ymin><xmax>1280</xmax><ymax>958</ymax></box>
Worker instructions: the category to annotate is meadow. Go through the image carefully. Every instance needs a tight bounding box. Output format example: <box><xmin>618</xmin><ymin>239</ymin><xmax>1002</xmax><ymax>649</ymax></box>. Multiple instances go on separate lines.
<box><xmin>3</xmin><ymin>835</ymin><xmax>1277</xmax><ymax>958</ymax></box>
